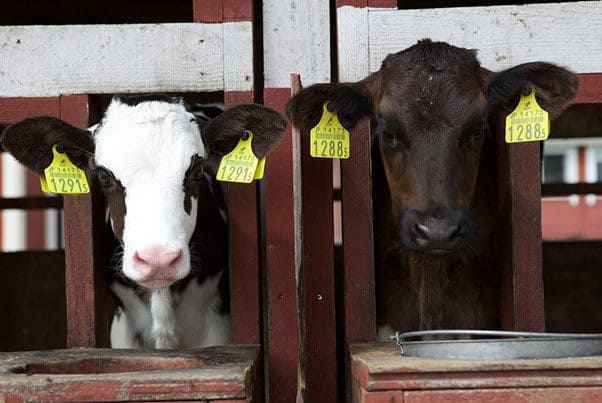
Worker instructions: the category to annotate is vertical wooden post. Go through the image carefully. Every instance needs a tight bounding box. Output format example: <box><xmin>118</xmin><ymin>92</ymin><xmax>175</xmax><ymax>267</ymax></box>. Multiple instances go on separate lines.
<box><xmin>264</xmin><ymin>85</ymin><xmax>302</xmax><ymax>402</ymax></box>
<box><xmin>296</xmin><ymin>75</ymin><xmax>338</xmax><ymax>402</ymax></box>
<box><xmin>497</xmin><ymin>115</ymin><xmax>545</xmax><ymax>332</ymax></box>
<box><xmin>193</xmin><ymin>0</ymin><xmax>262</xmax><ymax>346</ymax></box>
<box><xmin>340</xmin><ymin>119</ymin><xmax>376</xmax><ymax>402</ymax></box>
<box><xmin>225</xmin><ymin>89</ymin><xmax>262</xmax><ymax>345</ymax></box>
<box><xmin>340</xmin><ymin>119</ymin><xmax>377</xmax><ymax>340</ymax></box>
<box><xmin>61</xmin><ymin>94</ymin><xmax>109</xmax><ymax>348</ymax></box>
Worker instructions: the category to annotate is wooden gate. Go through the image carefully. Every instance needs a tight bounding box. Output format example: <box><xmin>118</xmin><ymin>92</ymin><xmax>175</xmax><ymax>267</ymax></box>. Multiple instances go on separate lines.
<box><xmin>0</xmin><ymin>1</ymin><xmax>265</xmax><ymax>401</ymax></box>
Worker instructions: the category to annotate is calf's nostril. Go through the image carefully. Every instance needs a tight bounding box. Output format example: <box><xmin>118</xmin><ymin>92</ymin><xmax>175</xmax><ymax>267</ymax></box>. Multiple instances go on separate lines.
<box><xmin>448</xmin><ymin>224</ymin><xmax>462</xmax><ymax>242</ymax></box>
<box><xmin>134</xmin><ymin>251</ymin><xmax>147</xmax><ymax>266</ymax></box>
<box><xmin>413</xmin><ymin>223</ymin><xmax>429</xmax><ymax>239</ymax></box>
<box><xmin>168</xmin><ymin>250</ymin><xmax>184</xmax><ymax>267</ymax></box>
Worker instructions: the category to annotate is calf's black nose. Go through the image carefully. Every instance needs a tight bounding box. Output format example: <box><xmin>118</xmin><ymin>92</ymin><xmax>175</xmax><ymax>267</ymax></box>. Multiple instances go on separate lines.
<box><xmin>403</xmin><ymin>208</ymin><xmax>470</xmax><ymax>256</ymax></box>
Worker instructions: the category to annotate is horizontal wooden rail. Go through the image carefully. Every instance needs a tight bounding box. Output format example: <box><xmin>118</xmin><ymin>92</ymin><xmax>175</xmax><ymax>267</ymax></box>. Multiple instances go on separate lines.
<box><xmin>0</xmin><ymin>196</ymin><xmax>63</xmax><ymax>210</ymax></box>
<box><xmin>542</xmin><ymin>183</ymin><xmax>602</xmax><ymax>197</ymax></box>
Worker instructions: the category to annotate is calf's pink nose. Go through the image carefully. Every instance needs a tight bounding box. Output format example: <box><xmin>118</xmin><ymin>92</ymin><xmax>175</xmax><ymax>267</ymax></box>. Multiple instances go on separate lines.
<box><xmin>133</xmin><ymin>246</ymin><xmax>183</xmax><ymax>277</ymax></box>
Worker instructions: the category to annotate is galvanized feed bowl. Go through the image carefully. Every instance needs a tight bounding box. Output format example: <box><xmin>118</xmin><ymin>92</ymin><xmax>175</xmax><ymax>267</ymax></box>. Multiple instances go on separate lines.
<box><xmin>390</xmin><ymin>330</ymin><xmax>602</xmax><ymax>360</ymax></box>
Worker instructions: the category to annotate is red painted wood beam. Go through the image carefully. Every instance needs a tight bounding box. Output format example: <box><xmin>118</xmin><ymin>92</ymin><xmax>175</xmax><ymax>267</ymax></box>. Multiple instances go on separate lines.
<box><xmin>192</xmin><ymin>0</ymin><xmax>223</xmax><ymax>23</ymax></box>
<box><xmin>337</xmin><ymin>0</ymin><xmax>396</xmax><ymax>7</ymax></box>
<box><xmin>264</xmin><ymin>86</ymin><xmax>301</xmax><ymax>403</ymax></box>
<box><xmin>575</xmin><ymin>73</ymin><xmax>602</xmax><ymax>104</ymax></box>
<box><xmin>496</xmin><ymin>115</ymin><xmax>544</xmax><ymax>332</ymax></box>
<box><xmin>341</xmin><ymin>118</ymin><xmax>377</xmax><ymax>401</ymax></box>
<box><xmin>225</xmin><ymin>90</ymin><xmax>262</xmax><ymax>346</ymax></box>
<box><xmin>61</xmin><ymin>94</ymin><xmax>110</xmax><ymax>348</ymax></box>
<box><xmin>297</xmin><ymin>74</ymin><xmax>339</xmax><ymax>401</ymax></box>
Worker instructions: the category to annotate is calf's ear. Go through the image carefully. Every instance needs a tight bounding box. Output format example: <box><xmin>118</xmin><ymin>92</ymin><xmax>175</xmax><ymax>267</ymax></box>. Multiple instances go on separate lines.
<box><xmin>286</xmin><ymin>72</ymin><xmax>381</xmax><ymax>133</ymax></box>
<box><xmin>1</xmin><ymin>116</ymin><xmax>95</xmax><ymax>176</ymax></box>
<box><xmin>201</xmin><ymin>104</ymin><xmax>287</xmax><ymax>171</ymax></box>
<box><xmin>487</xmin><ymin>62</ymin><xmax>579</xmax><ymax>119</ymax></box>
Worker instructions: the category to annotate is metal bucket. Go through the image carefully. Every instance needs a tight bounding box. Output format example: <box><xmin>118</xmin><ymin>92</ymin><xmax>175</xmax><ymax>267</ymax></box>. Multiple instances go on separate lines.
<box><xmin>390</xmin><ymin>330</ymin><xmax>602</xmax><ymax>360</ymax></box>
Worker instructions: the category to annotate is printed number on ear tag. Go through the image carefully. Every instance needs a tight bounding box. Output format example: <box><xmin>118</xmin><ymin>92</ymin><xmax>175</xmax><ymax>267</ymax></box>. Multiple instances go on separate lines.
<box><xmin>216</xmin><ymin>131</ymin><xmax>259</xmax><ymax>184</ymax></box>
<box><xmin>42</xmin><ymin>145</ymin><xmax>90</xmax><ymax>194</ymax></box>
<box><xmin>505</xmin><ymin>87</ymin><xmax>550</xmax><ymax>143</ymax></box>
<box><xmin>310</xmin><ymin>102</ymin><xmax>350</xmax><ymax>159</ymax></box>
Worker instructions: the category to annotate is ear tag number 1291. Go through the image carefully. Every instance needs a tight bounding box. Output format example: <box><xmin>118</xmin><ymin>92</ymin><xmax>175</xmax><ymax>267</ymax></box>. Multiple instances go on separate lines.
<box><xmin>310</xmin><ymin>102</ymin><xmax>350</xmax><ymax>159</ymax></box>
<box><xmin>41</xmin><ymin>145</ymin><xmax>90</xmax><ymax>194</ymax></box>
<box><xmin>505</xmin><ymin>87</ymin><xmax>550</xmax><ymax>143</ymax></box>
<box><xmin>217</xmin><ymin>131</ymin><xmax>262</xmax><ymax>183</ymax></box>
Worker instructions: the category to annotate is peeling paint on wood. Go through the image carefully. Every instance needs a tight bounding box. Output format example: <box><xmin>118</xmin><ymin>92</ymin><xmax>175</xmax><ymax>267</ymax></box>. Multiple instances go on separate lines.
<box><xmin>350</xmin><ymin>343</ymin><xmax>602</xmax><ymax>402</ymax></box>
<box><xmin>337</xmin><ymin>1</ymin><xmax>601</xmax><ymax>82</ymax></box>
<box><xmin>0</xmin><ymin>346</ymin><xmax>259</xmax><ymax>402</ymax></box>
<box><xmin>0</xmin><ymin>23</ymin><xmax>253</xmax><ymax>96</ymax></box>
<box><xmin>263</xmin><ymin>0</ymin><xmax>331</xmax><ymax>88</ymax></box>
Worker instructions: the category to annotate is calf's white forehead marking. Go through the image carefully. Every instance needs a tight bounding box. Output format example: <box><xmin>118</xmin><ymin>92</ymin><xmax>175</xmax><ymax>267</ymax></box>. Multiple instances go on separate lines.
<box><xmin>93</xmin><ymin>99</ymin><xmax>205</xmax><ymax>283</ymax></box>
<box><xmin>94</xmin><ymin>99</ymin><xmax>205</xmax><ymax>182</ymax></box>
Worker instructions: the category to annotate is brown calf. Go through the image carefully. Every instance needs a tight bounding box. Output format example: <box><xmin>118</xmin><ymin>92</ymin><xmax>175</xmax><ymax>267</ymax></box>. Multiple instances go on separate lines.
<box><xmin>287</xmin><ymin>39</ymin><xmax>578</xmax><ymax>334</ymax></box>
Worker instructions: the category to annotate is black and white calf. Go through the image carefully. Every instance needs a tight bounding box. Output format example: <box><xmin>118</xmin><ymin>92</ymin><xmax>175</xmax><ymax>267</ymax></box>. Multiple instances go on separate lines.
<box><xmin>1</xmin><ymin>95</ymin><xmax>286</xmax><ymax>349</ymax></box>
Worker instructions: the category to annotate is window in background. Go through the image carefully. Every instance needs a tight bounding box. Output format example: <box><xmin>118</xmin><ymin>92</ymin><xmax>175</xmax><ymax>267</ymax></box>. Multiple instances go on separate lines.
<box><xmin>543</xmin><ymin>154</ymin><xmax>565</xmax><ymax>184</ymax></box>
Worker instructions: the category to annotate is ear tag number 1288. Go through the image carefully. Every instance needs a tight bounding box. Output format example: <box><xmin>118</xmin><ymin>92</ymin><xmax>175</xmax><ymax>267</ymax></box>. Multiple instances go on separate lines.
<box><xmin>505</xmin><ymin>87</ymin><xmax>550</xmax><ymax>143</ymax></box>
<box><xmin>41</xmin><ymin>145</ymin><xmax>90</xmax><ymax>194</ymax></box>
<box><xmin>310</xmin><ymin>102</ymin><xmax>350</xmax><ymax>159</ymax></box>
<box><xmin>217</xmin><ymin>131</ymin><xmax>261</xmax><ymax>183</ymax></box>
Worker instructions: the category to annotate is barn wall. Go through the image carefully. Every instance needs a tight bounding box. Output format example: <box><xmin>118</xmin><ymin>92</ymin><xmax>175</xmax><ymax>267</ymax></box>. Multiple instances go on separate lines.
<box><xmin>0</xmin><ymin>251</ymin><xmax>66</xmax><ymax>351</ymax></box>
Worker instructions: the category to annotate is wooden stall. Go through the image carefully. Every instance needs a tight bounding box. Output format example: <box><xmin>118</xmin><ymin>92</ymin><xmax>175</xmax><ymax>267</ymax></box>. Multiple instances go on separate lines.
<box><xmin>328</xmin><ymin>1</ymin><xmax>602</xmax><ymax>401</ymax></box>
<box><xmin>0</xmin><ymin>1</ymin><xmax>265</xmax><ymax>401</ymax></box>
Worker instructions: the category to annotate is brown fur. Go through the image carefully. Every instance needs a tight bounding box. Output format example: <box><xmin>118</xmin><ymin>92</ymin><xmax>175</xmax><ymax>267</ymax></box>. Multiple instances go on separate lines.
<box><xmin>287</xmin><ymin>40</ymin><xmax>578</xmax><ymax>333</ymax></box>
<box><xmin>200</xmin><ymin>103</ymin><xmax>287</xmax><ymax>174</ymax></box>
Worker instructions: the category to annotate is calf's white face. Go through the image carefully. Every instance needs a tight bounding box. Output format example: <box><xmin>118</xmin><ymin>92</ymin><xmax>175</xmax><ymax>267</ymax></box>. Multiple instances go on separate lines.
<box><xmin>1</xmin><ymin>96</ymin><xmax>286</xmax><ymax>292</ymax></box>
<box><xmin>94</xmin><ymin>99</ymin><xmax>204</xmax><ymax>288</ymax></box>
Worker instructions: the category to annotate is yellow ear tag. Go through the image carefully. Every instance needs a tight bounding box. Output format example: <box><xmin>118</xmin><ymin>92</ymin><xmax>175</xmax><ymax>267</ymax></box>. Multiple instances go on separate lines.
<box><xmin>253</xmin><ymin>157</ymin><xmax>266</xmax><ymax>180</ymax></box>
<box><xmin>310</xmin><ymin>102</ymin><xmax>350</xmax><ymax>159</ymax></box>
<box><xmin>40</xmin><ymin>177</ymin><xmax>50</xmax><ymax>193</ymax></box>
<box><xmin>216</xmin><ymin>131</ymin><xmax>259</xmax><ymax>184</ymax></box>
<box><xmin>505</xmin><ymin>87</ymin><xmax>550</xmax><ymax>143</ymax></box>
<box><xmin>43</xmin><ymin>145</ymin><xmax>90</xmax><ymax>194</ymax></box>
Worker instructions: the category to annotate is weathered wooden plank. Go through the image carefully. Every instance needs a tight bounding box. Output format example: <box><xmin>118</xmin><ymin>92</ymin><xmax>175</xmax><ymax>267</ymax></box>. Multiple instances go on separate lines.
<box><xmin>341</xmin><ymin>118</ymin><xmax>377</xmax><ymax>343</ymax></box>
<box><xmin>224</xmin><ymin>21</ymin><xmax>254</xmax><ymax>93</ymax></box>
<box><xmin>367</xmin><ymin>0</ymin><xmax>397</xmax><ymax>8</ymax></box>
<box><xmin>223</xmin><ymin>0</ymin><xmax>253</xmax><ymax>22</ymax></box>
<box><xmin>350</xmin><ymin>343</ymin><xmax>602</xmax><ymax>393</ymax></box>
<box><xmin>297</xmin><ymin>74</ymin><xmax>338</xmax><ymax>401</ymax></box>
<box><xmin>368</xmin><ymin>2</ymin><xmax>601</xmax><ymax>74</ymax></box>
<box><xmin>193</xmin><ymin>0</ymin><xmax>223</xmax><ymax>22</ymax></box>
<box><xmin>0</xmin><ymin>346</ymin><xmax>258</xmax><ymax>402</ymax></box>
<box><xmin>264</xmin><ymin>86</ymin><xmax>302</xmax><ymax>402</ymax></box>
<box><xmin>336</xmin><ymin>2</ymin><xmax>602</xmax><ymax>79</ymax></box>
<box><xmin>263</xmin><ymin>0</ymin><xmax>331</xmax><ymax>89</ymax></box>
<box><xmin>340</xmin><ymin>118</ymin><xmax>377</xmax><ymax>402</ymax></box>
<box><xmin>225</xmin><ymin>88</ymin><xmax>262</xmax><ymax>346</ymax></box>
<box><xmin>402</xmin><ymin>387</ymin><xmax>602</xmax><ymax>402</ymax></box>
<box><xmin>60</xmin><ymin>94</ymin><xmax>110</xmax><ymax>348</ymax></box>
<box><xmin>575</xmin><ymin>73</ymin><xmax>602</xmax><ymax>104</ymax></box>
<box><xmin>496</xmin><ymin>115</ymin><xmax>544</xmax><ymax>332</ymax></box>
<box><xmin>0</xmin><ymin>23</ymin><xmax>252</xmax><ymax>97</ymax></box>
<box><xmin>337</xmin><ymin>1</ymin><xmax>370</xmax><ymax>82</ymax></box>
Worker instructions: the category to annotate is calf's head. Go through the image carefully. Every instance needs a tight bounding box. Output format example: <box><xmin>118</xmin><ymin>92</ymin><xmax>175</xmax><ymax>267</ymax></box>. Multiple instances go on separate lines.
<box><xmin>2</xmin><ymin>95</ymin><xmax>286</xmax><ymax>287</ymax></box>
<box><xmin>288</xmin><ymin>40</ymin><xmax>577</xmax><ymax>257</ymax></box>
